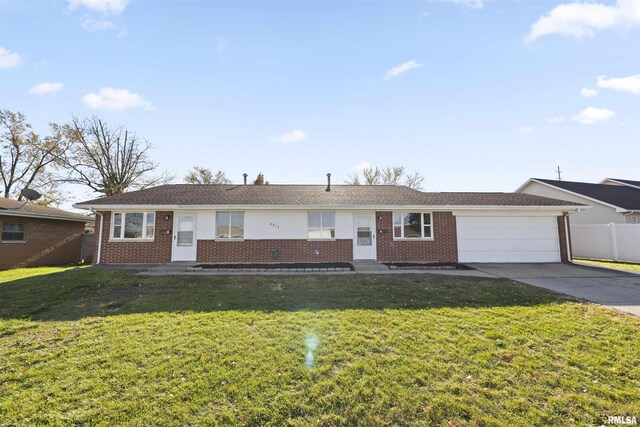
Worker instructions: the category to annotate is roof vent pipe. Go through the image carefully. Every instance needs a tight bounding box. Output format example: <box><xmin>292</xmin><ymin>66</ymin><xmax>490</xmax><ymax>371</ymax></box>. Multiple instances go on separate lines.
<box><xmin>243</xmin><ymin>173</ymin><xmax>248</xmax><ymax>185</ymax></box>
<box><xmin>326</xmin><ymin>173</ymin><xmax>331</xmax><ymax>192</ymax></box>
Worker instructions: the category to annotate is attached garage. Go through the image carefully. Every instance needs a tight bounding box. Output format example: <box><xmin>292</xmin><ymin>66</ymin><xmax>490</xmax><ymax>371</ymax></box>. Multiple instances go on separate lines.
<box><xmin>456</xmin><ymin>214</ymin><xmax>562</xmax><ymax>263</ymax></box>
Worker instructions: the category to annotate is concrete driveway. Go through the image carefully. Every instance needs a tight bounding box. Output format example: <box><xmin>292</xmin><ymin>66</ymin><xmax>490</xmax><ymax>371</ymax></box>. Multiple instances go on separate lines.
<box><xmin>468</xmin><ymin>263</ymin><xmax>640</xmax><ymax>317</ymax></box>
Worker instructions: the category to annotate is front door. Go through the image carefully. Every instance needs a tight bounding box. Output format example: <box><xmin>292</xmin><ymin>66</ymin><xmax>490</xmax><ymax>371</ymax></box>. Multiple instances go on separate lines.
<box><xmin>353</xmin><ymin>213</ymin><xmax>376</xmax><ymax>260</ymax></box>
<box><xmin>172</xmin><ymin>213</ymin><xmax>197</xmax><ymax>261</ymax></box>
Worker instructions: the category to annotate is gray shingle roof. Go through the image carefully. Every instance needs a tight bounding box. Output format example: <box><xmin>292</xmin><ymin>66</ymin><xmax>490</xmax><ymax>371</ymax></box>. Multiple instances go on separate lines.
<box><xmin>75</xmin><ymin>184</ymin><xmax>584</xmax><ymax>208</ymax></box>
<box><xmin>0</xmin><ymin>198</ymin><xmax>93</xmax><ymax>222</ymax></box>
<box><xmin>535</xmin><ymin>178</ymin><xmax>640</xmax><ymax>211</ymax></box>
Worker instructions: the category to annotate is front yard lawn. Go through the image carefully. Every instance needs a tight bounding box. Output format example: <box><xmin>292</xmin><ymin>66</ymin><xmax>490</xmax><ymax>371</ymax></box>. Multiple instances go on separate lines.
<box><xmin>0</xmin><ymin>268</ymin><xmax>638</xmax><ymax>426</ymax></box>
<box><xmin>574</xmin><ymin>258</ymin><xmax>640</xmax><ymax>274</ymax></box>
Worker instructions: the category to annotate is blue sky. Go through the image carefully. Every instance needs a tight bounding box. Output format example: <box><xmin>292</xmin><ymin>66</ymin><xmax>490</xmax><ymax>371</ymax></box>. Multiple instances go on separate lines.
<box><xmin>1</xmin><ymin>0</ymin><xmax>639</xmax><ymax>206</ymax></box>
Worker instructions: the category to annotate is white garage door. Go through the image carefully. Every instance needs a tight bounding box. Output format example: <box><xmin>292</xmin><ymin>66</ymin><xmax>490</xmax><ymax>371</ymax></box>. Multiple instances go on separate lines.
<box><xmin>457</xmin><ymin>216</ymin><xmax>561</xmax><ymax>263</ymax></box>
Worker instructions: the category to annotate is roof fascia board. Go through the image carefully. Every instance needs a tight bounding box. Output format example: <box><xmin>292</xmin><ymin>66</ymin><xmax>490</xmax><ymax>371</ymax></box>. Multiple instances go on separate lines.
<box><xmin>601</xmin><ymin>178</ymin><xmax>640</xmax><ymax>190</ymax></box>
<box><xmin>525</xmin><ymin>179</ymin><xmax>623</xmax><ymax>211</ymax></box>
<box><xmin>0</xmin><ymin>210</ymin><xmax>92</xmax><ymax>222</ymax></box>
<box><xmin>514</xmin><ymin>178</ymin><xmax>536</xmax><ymax>193</ymax></box>
<box><xmin>74</xmin><ymin>203</ymin><xmax>586</xmax><ymax>211</ymax></box>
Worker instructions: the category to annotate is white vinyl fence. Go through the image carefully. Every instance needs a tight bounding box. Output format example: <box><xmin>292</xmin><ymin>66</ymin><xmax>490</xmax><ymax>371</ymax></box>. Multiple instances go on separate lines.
<box><xmin>571</xmin><ymin>223</ymin><xmax>640</xmax><ymax>262</ymax></box>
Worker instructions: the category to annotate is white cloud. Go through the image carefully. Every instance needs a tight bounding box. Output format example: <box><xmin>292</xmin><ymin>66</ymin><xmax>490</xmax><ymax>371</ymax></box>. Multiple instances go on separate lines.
<box><xmin>0</xmin><ymin>47</ymin><xmax>21</xmax><ymax>69</ymax></box>
<box><xmin>546</xmin><ymin>115</ymin><xmax>566</xmax><ymax>124</ymax></box>
<box><xmin>29</xmin><ymin>82</ymin><xmax>63</xmax><ymax>95</ymax></box>
<box><xmin>519</xmin><ymin>126</ymin><xmax>534</xmax><ymax>134</ymax></box>
<box><xmin>68</xmin><ymin>0</ymin><xmax>129</xmax><ymax>14</ymax></box>
<box><xmin>278</xmin><ymin>129</ymin><xmax>307</xmax><ymax>144</ymax></box>
<box><xmin>580</xmin><ymin>87</ymin><xmax>599</xmax><ymax>97</ymax></box>
<box><xmin>81</xmin><ymin>19</ymin><xmax>116</xmax><ymax>31</ymax></box>
<box><xmin>384</xmin><ymin>60</ymin><xmax>424</xmax><ymax>80</ymax></box>
<box><xmin>526</xmin><ymin>0</ymin><xmax>640</xmax><ymax>41</ymax></box>
<box><xmin>81</xmin><ymin>87</ymin><xmax>152</xmax><ymax>111</ymax></box>
<box><xmin>442</xmin><ymin>0</ymin><xmax>485</xmax><ymax>9</ymax></box>
<box><xmin>353</xmin><ymin>161</ymin><xmax>372</xmax><ymax>172</ymax></box>
<box><xmin>597</xmin><ymin>74</ymin><xmax>640</xmax><ymax>95</ymax></box>
<box><xmin>572</xmin><ymin>107</ymin><xmax>616</xmax><ymax>124</ymax></box>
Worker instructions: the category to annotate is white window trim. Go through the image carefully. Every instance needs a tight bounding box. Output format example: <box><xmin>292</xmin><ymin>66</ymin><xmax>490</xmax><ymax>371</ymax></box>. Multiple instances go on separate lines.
<box><xmin>215</xmin><ymin>211</ymin><xmax>245</xmax><ymax>241</ymax></box>
<box><xmin>307</xmin><ymin>211</ymin><xmax>336</xmax><ymax>241</ymax></box>
<box><xmin>392</xmin><ymin>211</ymin><xmax>434</xmax><ymax>240</ymax></box>
<box><xmin>110</xmin><ymin>211</ymin><xmax>156</xmax><ymax>241</ymax></box>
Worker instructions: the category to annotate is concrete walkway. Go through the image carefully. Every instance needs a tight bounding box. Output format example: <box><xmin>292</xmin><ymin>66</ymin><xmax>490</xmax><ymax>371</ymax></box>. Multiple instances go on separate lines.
<box><xmin>468</xmin><ymin>263</ymin><xmax>640</xmax><ymax>317</ymax></box>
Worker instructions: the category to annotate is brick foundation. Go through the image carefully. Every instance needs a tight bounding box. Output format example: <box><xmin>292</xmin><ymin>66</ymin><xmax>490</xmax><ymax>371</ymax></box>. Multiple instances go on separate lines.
<box><xmin>375</xmin><ymin>211</ymin><xmax>458</xmax><ymax>262</ymax></box>
<box><xmin>197</xmin><ymin>239</ymin><xmax>353</xmax><ymax>263</ymax></box>
<box><xmin>94</xmin><ymin>211</ymin><xmax>173</xmax><ymax>264</ymax></box>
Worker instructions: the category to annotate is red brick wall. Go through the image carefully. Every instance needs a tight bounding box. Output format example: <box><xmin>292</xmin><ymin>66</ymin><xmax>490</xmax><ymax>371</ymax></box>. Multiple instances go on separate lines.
<box><xmin>375</xmin><ymin>211</ymin><xmax>458</xmax><ymax>262</ymax></box>
<box><xmin>94</xmin><ymin>211</ymin><xmax>173</xmax><ymax>264</ymax></box>
<box><xmin>197</xmin><ymin>239</ymin><xmax>352</xmax><ymax>263</ymax></box>
<box><xmin>0</xmin><ymin>215</ymin><xmax>84</xmax><ymax>270</ymax></box>
<box><xmin>557</xmin><ymin>215</ymin><xmax>571</xmax><ymax>262</ymax></box>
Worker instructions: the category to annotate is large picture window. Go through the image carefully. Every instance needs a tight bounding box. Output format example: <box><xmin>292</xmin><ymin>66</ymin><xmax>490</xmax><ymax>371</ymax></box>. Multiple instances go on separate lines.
<box><xmin>112</xmin><ymin>212</ymin><xmax>155</xmax><ymax>240</ymax></box>
<box><xmin>1</xmin><ymin>223</ymin><xmax>26</xmax><ymax>242</ymax></box>
<box><xmin>393</xmin><ymin>212</ymin><xmax>432</xmax><ymax>239</ymax></box>
<box><xmin>308</xmin><ymin>212</ymin><xmax>335</xmax><ymax>239</ymax></box>
<box><xmin>216</xmin><ymin>211</ymin><xmax>244</xmax><ymax>239</ymax></box>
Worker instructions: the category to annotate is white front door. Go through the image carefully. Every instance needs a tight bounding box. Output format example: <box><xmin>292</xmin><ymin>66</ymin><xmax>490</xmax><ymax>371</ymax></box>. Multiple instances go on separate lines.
<box><xmin>353</xmin><ymin>213</ymin><xmax>376</xmax><ymax>260</ymax></box>
<box><xmin>172</xmin><ymin>213</ymin><xmax>197</xmax><ymax>261</ymax></box>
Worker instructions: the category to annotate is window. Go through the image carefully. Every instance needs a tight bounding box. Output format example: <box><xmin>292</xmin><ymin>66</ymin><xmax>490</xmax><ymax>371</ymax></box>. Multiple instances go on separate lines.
<box><xmin>308</xmin><ymin>212</ymin><xmax>335</xmax><ymax>239</ymax></box>
<box><xmin>216</xmin><ymin>211</ymin><xmax>244</xmax><ymax>239</ymax></box>
<box><xmin>632</xmin><ymin>216</ymin><xmax>638</xmax><ymax>224</ymax></box>
<box><xmin>393</xmin><ymin>212</ymin><xmax>432</xmax><ymax>239</ymax></box>
<box><xmin>112</xmin><ymin>212</ymin><xmax>155</xmax><ymax>239</ymax></box>
<box><xmin>2</xmin><ymin>223</ymin><xmax>26</xmax><ymax>242</ymax></box>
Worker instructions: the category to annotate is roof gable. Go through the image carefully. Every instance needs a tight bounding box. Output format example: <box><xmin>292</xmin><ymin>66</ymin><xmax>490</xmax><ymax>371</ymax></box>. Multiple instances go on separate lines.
<box><xmin>531</xmin><ymin>178</ymin><xmax>640</xmax><ymax>211</ymax></box>
<box><xmin>601</xmin><ymin>178</ymin><xmax>640</xmax><ymax>190</ymax></box>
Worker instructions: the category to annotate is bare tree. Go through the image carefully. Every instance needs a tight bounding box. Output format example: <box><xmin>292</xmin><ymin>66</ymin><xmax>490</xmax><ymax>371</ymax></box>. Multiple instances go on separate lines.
<box><xmin>252</xmin><ymin>173</ymin><xmax>269</xmax><ymax>185</ymax></box>
<box><xmin>0</xmin><ymin>110</ymin><xmax>68</xmax><ymax>200</ymax></box>
<box><xmin>61</xmin><ymin>116</ymin><xmax>173</xmax><ymax>196</ymax></box>
<box><xmin>184</xmin><ymin>167</ymin><xmax>231</xmax><ymax>184</ymax></box>
<box><xmin>346</xmin><ymin>165</ymin><xmax>424</xmax><ymax>190</ymax></box>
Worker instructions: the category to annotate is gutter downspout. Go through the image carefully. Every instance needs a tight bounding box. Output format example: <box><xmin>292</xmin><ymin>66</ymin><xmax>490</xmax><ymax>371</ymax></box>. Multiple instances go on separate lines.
<box><xmin>91</xmin><ymin>209</ymin><xmax>104</xmax><ymax>265</ymax></box>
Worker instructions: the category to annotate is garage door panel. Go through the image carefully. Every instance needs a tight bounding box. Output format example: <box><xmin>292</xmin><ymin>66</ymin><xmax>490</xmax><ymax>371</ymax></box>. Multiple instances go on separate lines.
<box><xmin>456</xmin><ymin>216</ymin><xmax>561</xmax><ymax>263</ymax></box>
<box><xmin>458</xmin><ymin>250</ymin><xmax>561</xmax><ymax>263</ymax></box>
<box><xmin>457</xmin><ymin>227</ymin><xmax>557</xmax><ymax>240</ymax></box>
<box><xmin>458</xmin><ymin>238</ymin><xmax>559</xmax><ymax>252</ymax></box>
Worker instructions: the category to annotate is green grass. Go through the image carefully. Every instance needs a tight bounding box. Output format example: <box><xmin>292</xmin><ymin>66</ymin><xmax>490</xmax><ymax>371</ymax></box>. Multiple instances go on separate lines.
<box><xmin>0</xmin><ymin>268</ymin><xmax>638</xmax><ymax>426</ymax></box>
<box><xmin>575</xmin><ymin>258</ymin><xmax>640</xmax><ymax>274</ymax></box>
<box><xmin>0</xmin><ymin>265</ymin><xmax>88</xmax><ymax>284</ymax></box>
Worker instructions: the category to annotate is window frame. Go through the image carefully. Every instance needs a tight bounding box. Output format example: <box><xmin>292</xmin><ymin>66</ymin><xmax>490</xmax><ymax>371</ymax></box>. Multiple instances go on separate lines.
<box><xmin>215</xmin><ymin>211</ymin><xmax>245</xmax><ymax>240</ymax></box>
<box><xmin>307</xmin><ymin>211</ymin><xmax>336</xmax><ymax>241</ymax></box>
<box><xmin>1</xmin><ymin>222</ymin><xmax>27</xmax><ymax>243</ymax></box>
<box><xmin>392</xmin><ymin>212</ymin><xmax>434</xmax><ymax>240</ymax></box>
<box><xmin>110</xmin><ymin>211</ymin><xmax>156</xmax><ymax>241</ymax></box>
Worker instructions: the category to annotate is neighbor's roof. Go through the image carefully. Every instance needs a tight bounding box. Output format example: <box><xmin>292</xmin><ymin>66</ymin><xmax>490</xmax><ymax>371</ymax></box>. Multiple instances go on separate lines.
<box><xmin>532</xmin><ymin>178</ymin><xmax>640</xmax><ymax>211</ymax></box>
<box><xmin>602</xmin><ymin>178</ymin><xmax>640</xmax><ymax>190</ymax></box>
<box><xmin>75</xmin><ymin>184</ymin><xmax>584</xmax><ymax>209</ymax></box>
<box><xmin>0</xmin><ymin>198</ymin><xmax>92</xmax><ymax>222</ymax></box>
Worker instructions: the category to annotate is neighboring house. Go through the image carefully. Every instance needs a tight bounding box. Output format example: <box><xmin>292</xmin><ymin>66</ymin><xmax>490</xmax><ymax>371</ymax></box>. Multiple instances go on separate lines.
<box><xmin>75</xmin><ymin>181</ymin><xmax>583</xmax><ymax>264</ymax></box>
<box><xmin>0</xmin><ymin>199</ymin><xmax>93</xmax><ymax>270</ymax></box>
<box><xmin>600</xmin><ymin>178</ymin><xmax>640</xmax><ymax>190</ymax></box>
<box><xmin>516</xmin><ymin>178</ymin><xmax>640</xmax><ymax>225</ymax></box>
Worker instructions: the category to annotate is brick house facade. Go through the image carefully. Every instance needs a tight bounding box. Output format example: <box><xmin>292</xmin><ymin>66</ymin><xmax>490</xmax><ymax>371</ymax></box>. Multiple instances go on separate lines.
<box><xmin>78</xmin><ymin>184</ymin><xmax>583</xmax><ymax>265</ymax></box>
<box><xmin>0</xmin><ymin>200</ymin><xmax>90</xmax><ymax>270</ymax></box>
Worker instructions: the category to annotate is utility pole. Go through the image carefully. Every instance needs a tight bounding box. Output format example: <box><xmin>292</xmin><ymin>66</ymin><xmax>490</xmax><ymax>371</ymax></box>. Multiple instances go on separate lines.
<box><xmin>556</xmin><ymin>165</ymin><xmax>562</xmax><ymax>181</ymax></box>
